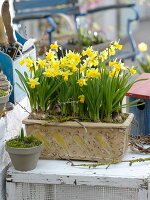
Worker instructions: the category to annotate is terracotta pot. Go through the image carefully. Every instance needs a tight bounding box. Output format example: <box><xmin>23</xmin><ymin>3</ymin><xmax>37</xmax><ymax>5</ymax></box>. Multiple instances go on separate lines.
<box><xmin>23</xmin><ymin>113</ymin><xmax>134</xmax><ymax>163</ymax></box>
<box><xmin>5</xmin><ymin>143</ymin><xmax>43</xmax><ymax>171</ymax></box>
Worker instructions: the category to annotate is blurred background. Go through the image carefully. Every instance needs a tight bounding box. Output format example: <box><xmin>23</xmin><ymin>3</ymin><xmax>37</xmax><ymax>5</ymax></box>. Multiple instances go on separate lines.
<box><xmin>1</xmin><ymin>0</ymin><xmax>150</xmax><ymax>67</ymax></box>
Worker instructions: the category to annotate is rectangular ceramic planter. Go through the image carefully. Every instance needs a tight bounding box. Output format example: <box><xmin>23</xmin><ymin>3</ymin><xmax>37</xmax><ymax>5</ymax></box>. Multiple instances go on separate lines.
<box><xmin>23</xmin><ymin>113</ymin><xmax>134</xmax><ymax>162</ymax></box>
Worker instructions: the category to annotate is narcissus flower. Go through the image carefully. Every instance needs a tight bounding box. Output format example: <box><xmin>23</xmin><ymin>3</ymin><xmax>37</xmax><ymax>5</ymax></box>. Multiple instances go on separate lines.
<box><xmin>37</xmin><ymin>58</ymin><xmax>46</xmax><ymax>68</ymax></box>
<box><xmin>138</xmin><ymin>42</ymin><xmax>148</xmax><ymax>52</ymax></box>
<box><xmin>50</xmin><ymin>41</ymin><xmax>59</xmax><ymax>52</ymax></box>
<box><xmin>100</xmin><ymin>50</ymin><xmax>108</xmax><ymax>61</ymax></box>
<box><xmin>77</xmin><ymin>78</ymin><xmax>87</xmax><ymax>87</ymax></box>
<box><xmin>113</xmin><ymin>41</ymin><xmax>123</xmax><ymax>50</ymax></box>
<box><xmin>78</xmin><ymin>95</ymin><xmax>85</xmax><ymax>103</ymax></box>
<box><xmin>43</xmin><ymin>68</ymin><xmax>54</xmax><ymax>77</ymax></box>
<box><xmin>129</xmin><ymin>66</ymin><xmax>136</xmax><ymax>74</ymax></box>
<box><xmin>27</xmin><ymin>78</ymin><xmax>39</xmax><ymax>88</ymax></box>
<box><xmin>18</xmin><ymin>58</ymin><xmax>26</xmax><ymax>66</ymax></box>
<box><xmin>86</xmin><ymin>68</ymin><xmax>101</xmax><ymax>78</ymax></box>
<box><xmin>62</xmin><ymin>70</ymin><xmax>73</xmax><ymax>81</ymax></box>
<box><xmin>46</xmin><ymin>50</ymin><xmax>56</xmax><ymax>60</ymax></box>
<box><xmin>109</xmin><ymin>71</ymin><xmax>116</xmax><ymax>78</ymax></box>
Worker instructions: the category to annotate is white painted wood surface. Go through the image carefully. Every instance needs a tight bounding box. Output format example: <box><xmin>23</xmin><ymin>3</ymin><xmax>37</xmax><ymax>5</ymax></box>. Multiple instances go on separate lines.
<box><xmin>6</xmin><ymin>150</ymin><xmax>150</xmax><ymax>200</ymax></box>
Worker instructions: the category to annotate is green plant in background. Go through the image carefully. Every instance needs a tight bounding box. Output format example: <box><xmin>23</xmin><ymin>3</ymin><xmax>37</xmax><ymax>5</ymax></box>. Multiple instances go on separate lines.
<box><xmin>0</xmin><ymin>89</ymin><xmax>8</xmax><ymax>97</ymax></box>
<box><xmin>68</xmin><ymin>27</ymin><xmax>105</xmax><ymax>47</ymax></box>
<box><xmin>17</xmin><ymin>41</ymin><xmax>141</xmax><ymax>122</ymax></box>
<box><xmin>137</xmin><ymin>42</ymin><xmax>150</xmax><ymax>73</ymax></box>
<box><xmin>6</xmin><ymin>128</ymin><xmax>42</xmax><ymax>148</ymax></box>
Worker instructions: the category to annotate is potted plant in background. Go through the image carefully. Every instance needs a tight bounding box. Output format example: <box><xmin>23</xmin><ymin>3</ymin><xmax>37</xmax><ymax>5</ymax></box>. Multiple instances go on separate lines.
<box><xmin>16</xmin><ymin>41</ymin><xmax>141</xmax><ymax>163</ymax></box>
<box><xmin>5</xmin><ymin>128</ymin><xmax>43</xmax><ymax>171</ymax></box>
<box><xmin>62</xmin><ymin>27</ymin><xmax>110</xmax><ymax>53</ymax></box>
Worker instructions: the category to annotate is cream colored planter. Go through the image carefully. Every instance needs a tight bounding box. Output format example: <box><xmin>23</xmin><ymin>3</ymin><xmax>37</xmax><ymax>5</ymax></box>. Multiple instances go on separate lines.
<box><xmin>23</xmin><ymin>113</ymin><xmax>134</xmax><ymax>163</ymax></box>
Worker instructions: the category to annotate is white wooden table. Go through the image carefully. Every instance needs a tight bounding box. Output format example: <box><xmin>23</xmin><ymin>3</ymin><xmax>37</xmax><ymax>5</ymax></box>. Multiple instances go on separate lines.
<box><xmin>6</xmin><ymin>150</ymin><xmax>150</xmax><ymax>200</ymax></box>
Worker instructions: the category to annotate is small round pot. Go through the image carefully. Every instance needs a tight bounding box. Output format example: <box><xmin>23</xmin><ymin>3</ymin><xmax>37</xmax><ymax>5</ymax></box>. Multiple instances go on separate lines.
<box><xmin>0</xmin><ymin>94</ymin><xmax>9</xmax><ymax>111</ymax></box>
<box><xmin>5</xmin><ymin>143</ymin><xmax>43</xmax><ymax>171</ymax></box>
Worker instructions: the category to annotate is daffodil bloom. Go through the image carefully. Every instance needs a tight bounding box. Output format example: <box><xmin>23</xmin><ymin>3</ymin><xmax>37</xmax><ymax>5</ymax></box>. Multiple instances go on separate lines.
<box><xmin>77</xmin><ymin>78</ymin><xmax>87</xmax><ymax>87</ymax></box>
<box><xmin>78</xmin><ymin>95</ymin><xmax>85</xmax><ymax>103</ymax></box>
<box><xmin>109</xmin><ymin>71</ymin><xmax>116</xmax><ymax>78</ymax></box>
<box><xmin>18</xmin><ymin>58</ymin><xmax>26</xmax><ymax>66</ymax></box>
<box><xmin>43</xmin><ymin>68</ymin><xmax>55</xmax><ymax>77</ymax></box>
<box><xmin>138</xmin><ymin>42</ymin><xmax>148</xmax><ymax>52</ymax></box>
<box><xmin>100</xmin><ymin>50</ymin><xmax>108</xmax><ymax>61</ymax></box>
<box><xmin>50</xmin><ymin>41</ymin><xmax>59</xmax><ymax>52</ymax></box>
<box><xmin>60</xmin><ymin>57</ymin><xmax>68</xmax><ymax>68</ymax></box>
<box><xmin>62</xmin><ymin>70</ymin><xmax>73</xmax><ymax>81</ymax></box>
<box><xmin>46</xmin><ymin>50</ymin><xmax>56</xmax><ymax>60</ymax></box>
<box><xmin>113</xmin><ymin>41</ymin><xmax>123</xmax><ymax>50</ymax></box>
<box><xmin>82</xmin><ymin>47</ymin><xmax>95</xmax><ymax>57</ymax></box>
<box><xmin>66</xmin><ymin>50</ymin><xmax>76</xmax><ymax>60</ymax></box>
<box><xmin>109</xmin><ymin>61</ymin><xmax>117</xmax><ymax>67</ymax></box>
<box><xmin>108</xmin><ymin>45</ymin><xmax>116</xmax><ymax>56</ymax></box>
<box><xmin>27</xmin><ymin>78</ymin><xmax>39</xmax><ymax>88</ymax></box>
<box><xmin>79</xmin><ymin>63</ymin><xmax>87</xmax><ymax>72</ymax></box>
<box><xmin>71</xmin><ymin>64</ymin><xmax>78</xmax><ymax>72</ymax></box>
<box><xmin>72</xmin><ymin>53</ymin><xmax>81</xmax><ymax>64</ymax></box>
<box><xmin>37</xmin><ymin>58</ymin><xmax>46</xmax><ymax>68</ymax></box>
<box><xmin>86</xmin><ymin>68</ymin><xmax>101</xmax><ymax>78</ymax></box>
<box><xmin>49</xmin><ymin>60</ymin><xmax>60</xmax><ymax>70</ymax></box>
<box><xmin>129</xmin><ymin>66</ymin><xmax>136</xmax><ymax>74</ymax></box>
<box><xmin>87</xmin><ymin>56</ymin><xmax>99</xmax><ymax>67</ymax></box>
<box><xmin>25</xmin><ymin>58</ymin><xmax>34</xmax><ymax>68</ymax></box>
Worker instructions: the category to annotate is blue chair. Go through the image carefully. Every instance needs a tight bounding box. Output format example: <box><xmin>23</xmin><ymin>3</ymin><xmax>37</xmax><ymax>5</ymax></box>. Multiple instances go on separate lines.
<box><xmin>13</xmin><ymin>1</ymin><xmax>140</xmax><ymax>61</ymax></box>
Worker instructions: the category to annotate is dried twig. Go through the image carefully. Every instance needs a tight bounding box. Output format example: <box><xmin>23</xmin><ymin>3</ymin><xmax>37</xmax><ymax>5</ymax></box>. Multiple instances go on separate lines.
<box><xmin>70</xmin><ymin>157</ymin><xmax>150</xmax><ymax>168</ymax></box>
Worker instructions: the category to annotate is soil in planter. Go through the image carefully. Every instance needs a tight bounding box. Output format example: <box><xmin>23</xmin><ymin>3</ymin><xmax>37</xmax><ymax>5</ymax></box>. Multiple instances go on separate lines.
<box><xmin>28</xmin><ymin>110</ymin><xmax>128</xmax><ymax>124</ymax></box>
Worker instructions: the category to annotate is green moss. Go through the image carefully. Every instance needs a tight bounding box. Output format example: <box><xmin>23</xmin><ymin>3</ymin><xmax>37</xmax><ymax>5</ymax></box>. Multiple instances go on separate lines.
<box><xmin>0</xmin><ymin>89</ymin><xmax>8</xmax><ymax>97</ymax></box>
<box><xmin>6</xmin><ymin>135</ymin><xmax>42</xmax><ymax>148</ymax></box>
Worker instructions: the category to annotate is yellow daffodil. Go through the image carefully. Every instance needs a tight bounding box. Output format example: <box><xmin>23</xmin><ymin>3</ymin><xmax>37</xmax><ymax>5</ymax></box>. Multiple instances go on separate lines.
<box><xmin>109</xmin><ymin>61</ymin><xmax>117</xmax><ymax>67</ymax></box>
<box><xmin>138</xmin><ymin>42</ymin><xmax>148</xmax><ymax>52</ymax></box>
<box><xmin>25</xmin><ymin>58</ymin><xmax>34</xmax><ymax>68</ymax></box>
<box><xmin>60</xmin><ymin>57</ymin><xmax>68</xmax><ymax>68</ymax></box>
<box><xmin>49</xmin><ymin>60</ymin><xmax>60</xmax><ymax>70</ymax></box>
<box><xmin>78</xmin><ymin>95</ymin><xmax>85</xmax><ymax>103</ymax></box>
<box><xmin>43</xmin><ymin>68</ymin><xmax>55</xmax><ymax>77</ymax></box>
<box><xmin>71</xmin><ymin>64</ymin><xmax>78</xmax><ymax>72</ymax></box>
<box><xmin>50</xmin><ymin>41</ymin><xmax>59</xmax><ymax>52</ymax></box>
<box><xmin>46</xmin><ymin>50</ymin><xmax>56</xmax><ymax>60</ymax></box>
<box><xmin>62</xmin><ymin>70</ymin><xmax>73</xmax><ymax>81</ymax></box>
<box><xmin>113</xmin><ymin>41</ymin><xmax>123</xmax><ymax>50</ymax></box>
<box><xmin>100</xmin><ymin>50</ymin><xmax>108</xmax><ymax>61</ymax></box>
<box><xmin>86</xmin><ymin>68</ymin><xmax>100</xmax><ymax>78</ymax></box>
<box><xmin>108</xmin><ymin>45</ymin><xmax>116</xmax><ymax>56</ymax></box>
<box><xmin>37</xmin><ymin>58</ymin><xmax>46</xmax><ymax>68</ymax></box>
<box><xmin>129</xmin><ymin>66</ymin><xmax>136</xmax><ymax>74</ymax></box>
<box><xmin>27</xmin><ymin>78</ymin><xmax>39</xmax><ymax>88</ymax></box>
<box><xmin>109</xmin><ymin>71</ymin><xmax>116</xmax><ymax>78</ymax></box>
<box><xmin>82</xmin><ymin>47</ymin><xmax>96</xmax><ymax>57</ymax></box>
<box><xmin>18</xmin><ymin>58</ymin><xmax>26</xmax><ymax>66</ymax></box>
<box><xmin>79</xmin><ymin>63</ymin><xmax>87</xmax><ymax>72</ymax></box>
<box><xmin>77</xmin><ymin>78</ymin><xmax>87</xmax><ymax>87</ymax></box>
<box><xmin>88</xmin><ymin>57</ymin><xmax>99</xmax><ymax>67</ymax></box>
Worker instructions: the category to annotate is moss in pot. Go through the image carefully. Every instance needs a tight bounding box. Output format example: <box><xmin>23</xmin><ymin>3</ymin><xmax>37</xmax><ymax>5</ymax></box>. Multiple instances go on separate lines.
<box><xmin>5</xmin><ymin>128</ymin><xmax>43</xmax><ymax>171</ymax></box>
